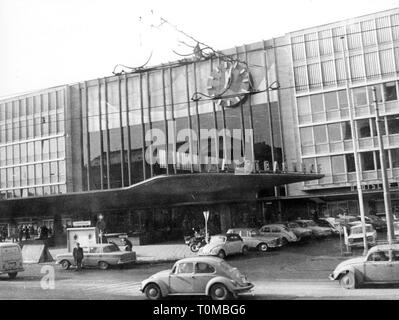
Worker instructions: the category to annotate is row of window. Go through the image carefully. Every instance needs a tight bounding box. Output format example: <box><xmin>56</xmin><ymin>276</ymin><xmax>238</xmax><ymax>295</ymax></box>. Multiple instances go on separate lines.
<box><xmin>0</xmin><ymin>160</ymin><xmax>66</xmax><ymax>190</ymax></box>
<box><xmin>0</xmin><ymin>111</ymin><xmax>64</xmax><ymax>144</ymax></box>
<box><xmin>294</xmin><ymin>48</ymin><xmax>399</xmax><ymax>91</ymax></box>
<box><xmin>304</xmin><ymin>148</ymin><xmax>399</xmax><ymax>179</ymax></box>
<box><xmin>0</xmin><ymin>184</ymin><xmax>67</xmax><ymax>200</ymax></box>
<box><xmin>0</xmin><ymin>90</ymin><xmax>64</xmax><ymax>121</ymax></box>
<box><xmin>292</xmin><ymin>14</ymin><xmax>399</xmax><ymax>61</ymax></box>
<box><xmin>297</xmin><ymin>81</ymin><xmax>398</xmax><ymax>119</ymax></box>
<box><xmin>300</xmin><ymin>115</ymin><xmax>399</xmax><ymax>147</ymax></box>
<box><xmin>0</xmin><ymin>137</ymin><xmax>65</xmax><ymax>167</ymax></box>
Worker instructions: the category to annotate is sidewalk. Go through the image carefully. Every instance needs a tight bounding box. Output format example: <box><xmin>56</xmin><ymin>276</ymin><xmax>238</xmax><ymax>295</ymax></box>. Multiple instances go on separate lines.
<box><xmin>48</xmin><ymin>243</ymin><xmax>196</xmax><ymax>264</ymax></box>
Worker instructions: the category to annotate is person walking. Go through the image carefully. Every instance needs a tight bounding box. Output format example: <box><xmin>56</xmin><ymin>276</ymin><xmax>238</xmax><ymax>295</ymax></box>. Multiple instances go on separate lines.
<box><xmin>18</xmin><ymin>226</ymin><xmax>23</xmax><ymax>242</ymax></box>
<box><xmin>121</xmin><ymin>237</ymin><xmax>133</xmax><ymax>251</ymax></box>
<box><xmin>73</xmin><ymin>242</ymin><xmax>84</xmax><ymax>271</ymax></box>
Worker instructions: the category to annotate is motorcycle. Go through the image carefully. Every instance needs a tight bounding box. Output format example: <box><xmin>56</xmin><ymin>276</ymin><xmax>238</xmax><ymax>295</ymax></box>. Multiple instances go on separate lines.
<box><xmin>184</xmin><ymin>229</ymin><xmax>208</xmax><ymax>252</ymax></box>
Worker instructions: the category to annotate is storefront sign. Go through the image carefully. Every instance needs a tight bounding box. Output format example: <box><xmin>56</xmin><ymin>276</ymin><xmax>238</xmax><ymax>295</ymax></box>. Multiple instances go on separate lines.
<box><xmin>72</xmin><ymin>221</ymin><xmax>91</xmax><ymax>227</ymax></box>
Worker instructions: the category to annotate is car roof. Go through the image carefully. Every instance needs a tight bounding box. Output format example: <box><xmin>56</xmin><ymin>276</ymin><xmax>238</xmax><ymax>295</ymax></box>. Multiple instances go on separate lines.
<box><xmin>369</xmin><ymin>244</ymin><xmax>399</xmax><ymax>253</ymax></box>
<box><xmin>263</xmin><ymin>224</ymin><xmax>284</xmax><ymax>227</ymax></box>
<box><xmin>227</xmin><ymin>228</ymin><xmax>255</xmax><ymax>232</ymax></box>
<box><xmin>175</xmin><ymin>256</ymin><xmax>226</xmax><ymax>264</ymax></box>
<box><xmin>87</xmin><ymin>243</ymin><xmax>114</xmax><ymax>247</ymax></box>
<box><xmin>295</xmin><ymin>219</ymin><xmax>312</xmax><ymax>222</ymax></box>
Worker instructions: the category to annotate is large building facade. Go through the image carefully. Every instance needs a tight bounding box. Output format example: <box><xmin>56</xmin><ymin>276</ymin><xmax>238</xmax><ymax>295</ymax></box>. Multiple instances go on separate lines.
<box><xmin>0</xmin><ymin>8</ymin><xmax>399</xmax><ymax>242</ymax></box>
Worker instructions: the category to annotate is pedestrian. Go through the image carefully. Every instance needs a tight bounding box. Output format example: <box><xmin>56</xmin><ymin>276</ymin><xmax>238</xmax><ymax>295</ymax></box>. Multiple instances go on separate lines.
<box><xmin>24</xmin><ymin>226</ymin><xmax>30</xmax><ymax>240</ymax></box>
<box><xmin>18</xmin><ymin>226</ymin><xmax>23</xmax><ymax>242</ymax></box>
<box><xmin>121</xmin><ymin>237</ymin><xmax>133</xmax><ymax>251</ymax></box>
<box><xmin>73</xmin><ymin>242</ymin><xmax>84</xmax><ymax>271</ymax></box>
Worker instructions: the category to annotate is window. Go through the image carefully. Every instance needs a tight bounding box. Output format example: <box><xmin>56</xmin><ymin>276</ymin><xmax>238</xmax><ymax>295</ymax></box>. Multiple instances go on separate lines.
<box><xmin>361</xmin><ymin>151</ymin><xmax>375</xmax><ymax>171</ymax></box>
<box><xmin>176</xmin><ymin>262</ymin><xmax>193</xmax><ymax>274</ymax></box>
<box><xmin>383</xmin><ymin>82</ymin><xmax>397</xmax><ymax>102</ymax></box>
<box><xmin>325</xmin><ymin>92</ymin><xmax>338</xmax><ymax>111</ymax></box>
<box><xmin>331</xmin><ymin>155</ymin><xmax>345</xmax><ymax>174</ymax></box>
<box><xmin>314</xmin><ymin>125</ymin><xmax>327</xmax><ymax>144</ymax></box>
<box><xmin>345</xmin><ymin>153</ymin><xmax>356</xmax><ymax>172</ymax></box>
<box><xmin>195</xmin><ymin>263</ymin><xmax>215</xmax><ymax>274</ymax></box>
<box><xmin>357</xmin><ymin>119</ymin><xmax>371</xmax><ymax>138</ymax></box>
<box><xmin>387</xmin><ymin>115</ymin><xmax>399</xmax><ymax>134</ymax></box>
<box><xmin>367</xmin><ymin>251</ymin><xmax>389</xmax><ymax>262</ymax></box>
<box><xmin>328</xmin><ymin>123</ymin><xmax>342</xmax><ymax>142</ymax></box>
<box><xmin>392</xmin><ymin>149</ymin><xmax>399</xmax><ymax>168</ymax></box>
<box><xmin>297</xmin><ymin>97</ymin><xmax>311</xmax><ymax>116</ymax></box>
<box><xmin>376</xmin><ymin>150</ymin><xmax>390</xmax><ymax>169</ymax></box>
<box><xmin>338</xmin><ymin>90</ymin><xmax>348</xmax><ymax>108</ymax></box>
<box><xmin>300</xmin><ymin>127</ymin><xmax>313</xmax><ymax>146</ymax></box>
<box><xmin>342</xmin><ymin>121</ymin><xmax>352</xmax><ymax>140</ymax></box>
<box><xmin>368</xmin><ymin>85</ymin><xmax>382</xmax><ymax>103</ymax></box>
<box><xmin>310</xmin><ymin>94</ymin><xmax>324</xmax><ymax>114</ymax></box>
<box><xmin>352</xmin><ymin>87</ymin><xmax>368</xmax><ymax>107</ymax></box>
<box><xmin>371</xmin><ymin>118</ymin><xmax>386</xmax><ymax>136</ymax></box>
<box><xmin>316</xmin><ymin>157</ymin><xmax>330</xmax><ymax>175</ymax></box>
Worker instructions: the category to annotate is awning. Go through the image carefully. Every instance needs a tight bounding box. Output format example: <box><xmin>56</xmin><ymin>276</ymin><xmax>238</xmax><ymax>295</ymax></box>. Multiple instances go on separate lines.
<box><xmin>0</xmin><ymin>172</ymin><xmax>323</xmax><ymax>218</ymax></box>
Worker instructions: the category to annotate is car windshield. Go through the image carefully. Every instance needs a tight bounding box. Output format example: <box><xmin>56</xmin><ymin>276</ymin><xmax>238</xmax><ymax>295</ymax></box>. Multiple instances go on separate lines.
<box><xmin>102</xmin><ymin>244</ymin><xmax>120</xmax><ymax>252</ymax></box>
<box><xmin>210</xmin><ymin>236</ymin><xmax>226</xmax><ymax>243</ymax></box>
<box><xmin>219</xmin><ymin>260</ymin><xmax>236</xmax><ymax>273</ymax></box>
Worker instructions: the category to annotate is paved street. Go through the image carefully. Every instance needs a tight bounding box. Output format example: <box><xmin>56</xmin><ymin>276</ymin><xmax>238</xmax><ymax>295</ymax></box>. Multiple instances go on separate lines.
<box><xmin>2</xmin><ymin>235</ymin><xmax>399</xmax><ymax>299</ymax></box>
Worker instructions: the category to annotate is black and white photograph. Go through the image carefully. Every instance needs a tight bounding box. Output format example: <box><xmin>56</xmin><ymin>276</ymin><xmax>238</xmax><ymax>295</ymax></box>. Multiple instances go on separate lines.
<box><xmin>1</xmin><ymin>0</ymin><xmax>399</xmax><ymax>307</ymax></box>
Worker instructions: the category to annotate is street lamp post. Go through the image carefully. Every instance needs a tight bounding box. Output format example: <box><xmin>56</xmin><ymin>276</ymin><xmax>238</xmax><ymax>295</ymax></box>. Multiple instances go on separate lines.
<box><xmin>372</xmin><ymin>87</ymin><xmax>395</xmax><ymax>244</ymax></box>
<box><xmin>340</xmin><ymin>35</ymin><xmax>368</xmax><ymax>255</ymax></box>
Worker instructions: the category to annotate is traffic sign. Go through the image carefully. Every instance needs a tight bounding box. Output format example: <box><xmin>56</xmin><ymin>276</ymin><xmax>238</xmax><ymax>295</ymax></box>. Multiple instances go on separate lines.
<box><xmin>203</xmin><ymin>211</ymin><xmax>209</xmax><ymax>222</ymax></box>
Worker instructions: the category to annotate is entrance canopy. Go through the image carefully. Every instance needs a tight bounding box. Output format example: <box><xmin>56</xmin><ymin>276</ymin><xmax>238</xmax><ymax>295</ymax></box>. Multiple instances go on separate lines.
<box><xmin>0</xmin><ymin>172</ymin><xmax>323</xmax><ymax>218</ymax></box>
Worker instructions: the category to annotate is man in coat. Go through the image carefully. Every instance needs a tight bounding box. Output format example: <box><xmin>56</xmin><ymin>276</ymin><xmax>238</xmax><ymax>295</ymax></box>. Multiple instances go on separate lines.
<box><xmin>73</xmin><ymin>242</ymin><xmax>84</xmax><ymax>271</ymax></box>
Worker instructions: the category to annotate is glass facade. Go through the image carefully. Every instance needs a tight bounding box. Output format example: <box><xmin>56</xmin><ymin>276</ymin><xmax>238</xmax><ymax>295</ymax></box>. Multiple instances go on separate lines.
<box><xmin>0</xmin><ymin>89</ymin><xmax>67</xmax><ymax>199</ymax></box>
<box><xmin>78</xmin><ymin>49</ymin><xmax>284</xmax><ymax>191</ymax></box>
<box><xmin>292</xmin><ymin>10</ymin><xmax>399</xmax><ymax>189</ymax></box>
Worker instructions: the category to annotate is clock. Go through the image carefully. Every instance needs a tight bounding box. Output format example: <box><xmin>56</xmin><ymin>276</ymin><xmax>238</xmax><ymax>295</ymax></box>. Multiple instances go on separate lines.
<box><xmin>207</xmin><ymin>60</ymin><xmax>252</xmax><ymax>108</ymax></box>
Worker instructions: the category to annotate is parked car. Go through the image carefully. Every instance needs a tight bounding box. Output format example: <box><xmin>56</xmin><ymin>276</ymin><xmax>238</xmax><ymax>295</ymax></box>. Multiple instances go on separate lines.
<box><xmin>198</xmin><ymin>233</ymin><xmax>247</xmax><ymax>259</ymax></box>
<box><xmin>294</xmin><ymin>219</ymin><xmax>332</xmax><ymax>238</ymax></box>
<box><xmin>282</xmin><ymin>221</ymin><xmax>313</xmax><ymax>241</ymax></box>
<box><xmin>315</xmin><ymin>218</ymin><xmax>342</xmax><ymax>235</ymax></box>
<box><xmin>329</xmin><ymin>244</ymin><xmax>399</xmax><ymax>289</ymax></box>
<box><xmin>258</xmin><ymin>224</ymin><xmax>298</xmax><ymax>245</ymax></box>
<box><xmin>140</xmin><ymin>256</ymin><xmax>254</xmax><ymax>300</ymax></box>
<box><xmin>0</xmin><ymin>243</ymin><xmax>24</xmax><ymax>279</ymax></box>
<box><xmin>56</xmin><ymin>243</ymin><xmax>136</xmax><ymax>270</ymax></box>
<box><xmin>345</xmin><ymin>222</ymin><xmax>377</xmax><ymax>248</ymax></box>
<box><xmin>226</xmin><ymin>228</ymin><xmax>282</xmax><ymax>252</ymax></box>
<box><xmin>356</xmin><ymin>215</ymin><xmax>387</xmax><ymax>231</ymax></box>
<box><xmin>394</xmin><ymin>222</ymin><xmax>399</xmax><ymax>237</ymax></box>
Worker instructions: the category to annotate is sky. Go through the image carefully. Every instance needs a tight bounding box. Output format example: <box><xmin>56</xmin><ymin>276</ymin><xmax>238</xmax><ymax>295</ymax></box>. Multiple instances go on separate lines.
<box><xmin>0</xmin><ymin>0</ymin><xmax>398</xmax><ymax>98</ymax></box>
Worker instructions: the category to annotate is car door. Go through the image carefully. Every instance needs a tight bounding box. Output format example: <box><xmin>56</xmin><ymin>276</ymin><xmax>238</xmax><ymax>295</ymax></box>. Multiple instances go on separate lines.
<box><xmin>192</xmin><ymin>262</ymin><xmax>216</xmax><ymax>293</ymax></box>
<box><xmin>169</xmin><ymin>262</ymin><xmax>195</xmax><ymax>293</ymax></box>
<box><xmin>363</xmin><ymin>250</ymin><xmax>392</xmax><ymax>282</ymax></box>
<box><xmin>388</xmin><ymin>250</ymin><xmax>399</xmax><ymax>282</ymax></box>
<box><xmin>229</xmin><ymin>234</ymin><xmax>243</xmax><ymax>254</ymax></box>
<box><xmin>260</xmin><ymin>226</ymin><xmax>271</xmax><ymax>236</ymax></box>
<box><xmin>224</xmin><ymin>235</ymin><xmax>236</xmax><ymax>255</ymax></box>
<box><xmin>83</xmin><ymin>247</ymin><xmax>97</xmax><ymax>267</ymax></box>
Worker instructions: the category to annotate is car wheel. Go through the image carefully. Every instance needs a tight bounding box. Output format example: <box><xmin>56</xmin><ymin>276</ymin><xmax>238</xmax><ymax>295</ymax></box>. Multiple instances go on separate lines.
<box><xmin>61</xmin><ymin>260</ymin><xmax>71</xmax><ymax>270</ymax></box>
<box><xmin>210</xmin><ymin>283</ymin><xmax>231</xmax><ymax>300</ymax></box>
<box><xmin>339</xmin><ymin>272</ymin><xmax>356</xmax><ymax>289</ymax></box>
<box><xmin>258</xmin><ymin>243</ymin><xmax>268</xmax><ymax>252</ymax></box>
<box><xmin>242</xmin><ymin>246</ymin><xmax>248</xmax><ymax>255</ymax></box>
<box><xmin>98</xmin><ymin>261</ymin><xmax>110</xmax><ymax>270</ymax></box>
<box><xmin>8</xmin><ymin>272</ymin><xmax>17</xmax><ymax>279</ymax></box>
<box><xmin>190</xmin><ymin>243</ymin><xmax>200</xmax><ymax>252</ymax></box>
<box><xmin>145</xmin><ymin>283</ymin><xmax>162</xmax><ymax>300</ymax></box>
<box><xmin>281</xmin><ymin>237</ymin><xmax>289</xmax><ymax>246</ymax></box>
<box><xmin>217</xmin><ymin>250</ymin><xmax>226</xmax><ymax>259</ymax></box>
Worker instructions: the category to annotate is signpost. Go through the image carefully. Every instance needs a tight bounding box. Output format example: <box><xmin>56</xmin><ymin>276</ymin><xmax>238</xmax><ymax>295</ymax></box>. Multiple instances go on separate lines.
<box><xmin>203</xmin><ymin>211</ymin><xmax>209</xmax><ymax>243</ymax></box>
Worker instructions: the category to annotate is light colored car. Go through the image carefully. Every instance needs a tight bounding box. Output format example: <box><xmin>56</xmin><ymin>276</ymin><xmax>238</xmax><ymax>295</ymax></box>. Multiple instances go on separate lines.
<box><xmin>282</xmin><ymin>221</ymin><xmax>313</xmax><ymax>241</ymax></box>
<box><xmin>259</xmin><ymin>224</ymin><xmax>298</xmax><ymax>245</ymax></box>
<box><xmin>357</xmin><ymin>215</ymin><xmax>387</xmax><ymax>231</ymax></box>
<box><xmin>295</xmin><ymin>219</ymin><xmax>332</xmax><ymax>238</ymax></box>
<box><xmin>140</xmin><ymin>256</ymin><xmax>254</xmax><ymax>300</ymax></box>
<box><xmin>316</xmin><ymin>218</ymin><xmax>343</xmax><ymax>235</ymax></box>
<box><xmin>394</xmin><ymin>222</ymin><xmax>399</xmax><ymax>237</ymax></box>
<box><xmin>56</xmin><ymin>243</ymin><xmax>136</xmax><ymax>270</ymax></box>
<box><xmin>226</xmin><ymin>228</ymin><xmax>282</xmax><ymax>252</ymax></box>
<box><xmin>329</xmin><ymin>244</ymin><xmax>399</xmax><ymax>289</ymax></box>
<box><xmin>198</xmin><ymin>233</ymin><xmax>247</xmax><ymax>259</ymax></box>
<box><xmin>0</xmin><ymin>243</ymin><xmax>24</xmax><ymax>279</ymax></box>
<box><xmin>345</xmin><ymin>223</ymin><xmax>377</xmax><ymax>248</ymax></box>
